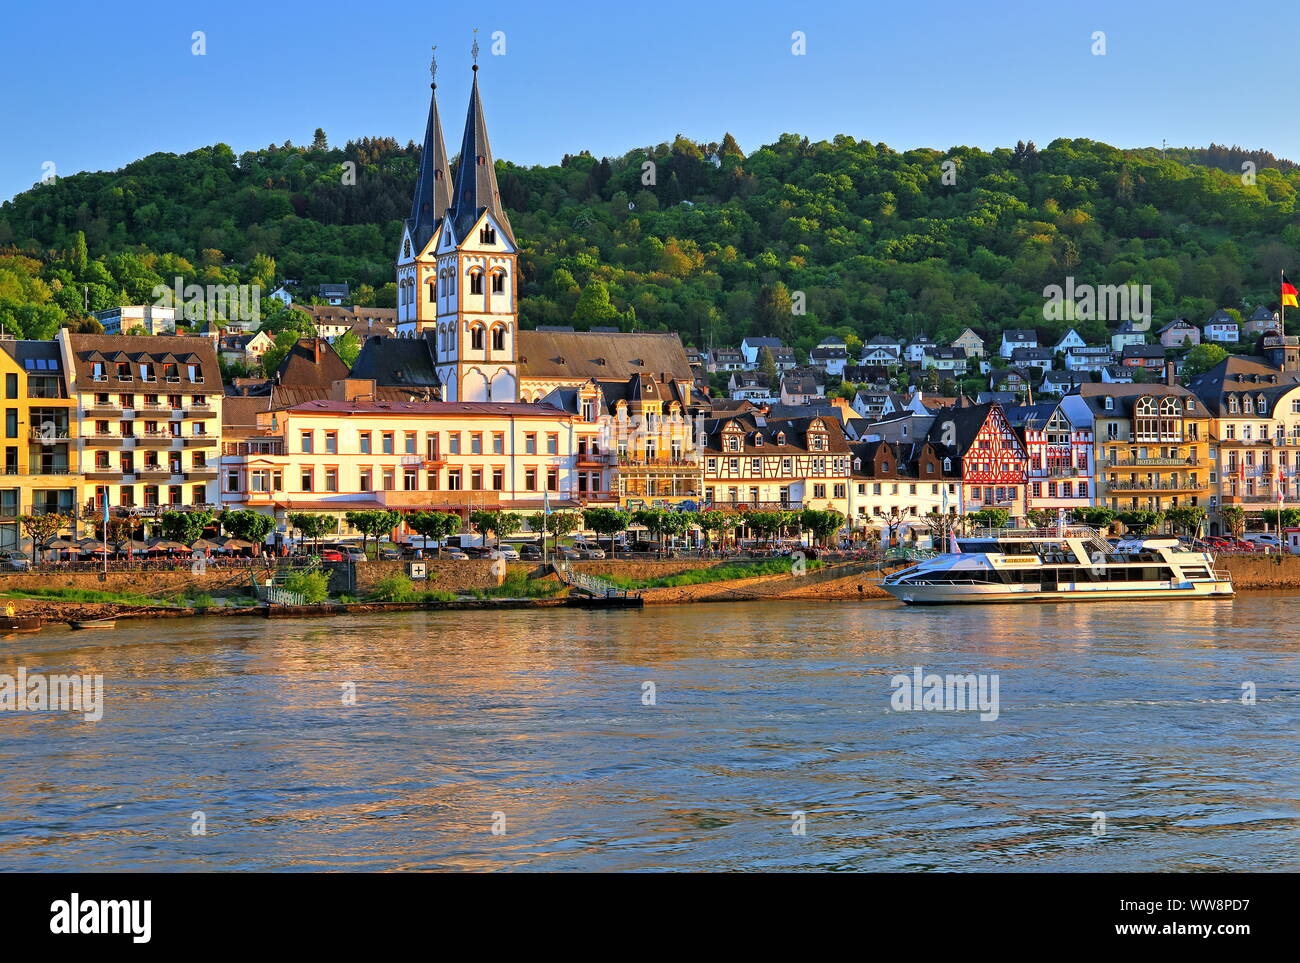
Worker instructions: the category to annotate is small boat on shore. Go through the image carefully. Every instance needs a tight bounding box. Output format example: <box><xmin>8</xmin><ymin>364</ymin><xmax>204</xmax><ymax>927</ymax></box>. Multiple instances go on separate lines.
<box><xmin>69</xmin><ymin>618</ymin><xmax>118</xmax><ymax>630</ymax></box>
<box><xmin>0</xmin><ymin>615</ymin><xmax>43</xmax><ymax>633</ymax></box>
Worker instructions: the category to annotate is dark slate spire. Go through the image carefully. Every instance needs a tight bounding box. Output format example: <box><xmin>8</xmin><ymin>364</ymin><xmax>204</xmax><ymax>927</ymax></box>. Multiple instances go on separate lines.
<box><xmin>448</xmin><ymin>66</ymin><xmax>515</xmax><ymax>245</ymax></box>
<box><xmin>408</xmin><ymin>49</ymin><xmax>452</xmax><ymax>253</ymax></box>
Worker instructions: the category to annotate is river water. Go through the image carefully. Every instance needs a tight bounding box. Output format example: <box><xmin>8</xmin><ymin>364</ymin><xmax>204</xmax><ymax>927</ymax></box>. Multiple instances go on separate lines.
<box><xmin>0</xmin><ymin>596</ymin><xmax>1296</xmax><ymax>872</ymax></box>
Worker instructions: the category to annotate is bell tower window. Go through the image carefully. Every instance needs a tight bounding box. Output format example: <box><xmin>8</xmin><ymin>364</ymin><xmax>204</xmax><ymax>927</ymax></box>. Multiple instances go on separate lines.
<box><xmin>469</xmin><ymin>272</ymin><xmax>484</xmax><ymax>295</ymax></box>
<box><xmin>480</xmin><ymin>226</ymin><xmax>496</xmax><ymax>245</ymax></box>
<box><xmin>492</xmin><ymin>327</ymin><xmax>506</xmax><ymax>352</ymax></box>
<box><xmin>491</xmin><ymin>272</ymin><xmax>505</xmax><ymax>294</ymax></box>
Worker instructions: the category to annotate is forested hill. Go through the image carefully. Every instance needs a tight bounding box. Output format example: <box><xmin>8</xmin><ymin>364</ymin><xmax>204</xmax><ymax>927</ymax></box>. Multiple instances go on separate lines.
<box><xmin>3</xmin><ymin>131</ymin><xmax>1300</xmax><ymax>359</ymax></box>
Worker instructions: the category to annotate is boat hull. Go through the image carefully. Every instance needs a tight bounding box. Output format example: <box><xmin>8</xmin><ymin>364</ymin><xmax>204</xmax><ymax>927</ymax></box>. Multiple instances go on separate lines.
<box><xmin>883</xmin><ymin>580</ymin><xmax>1234</xmax><ymax>605</ymax></box>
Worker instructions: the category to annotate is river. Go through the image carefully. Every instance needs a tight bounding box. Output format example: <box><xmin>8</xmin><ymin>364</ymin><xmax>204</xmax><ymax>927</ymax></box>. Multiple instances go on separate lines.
<box><xmin>1</xmin><ymin>596</ymin><xmax>1296</xmax><ymax>872</ymax></box>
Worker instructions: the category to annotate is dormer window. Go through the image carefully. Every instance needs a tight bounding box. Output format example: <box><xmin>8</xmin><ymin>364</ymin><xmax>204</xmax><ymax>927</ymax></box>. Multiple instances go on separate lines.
<box><xmin>776</xmin><ymin>431</ymin><xmax>786</xmax><ymax>445</ymax></box>
<box><xmin>727</xmin><ymin>436</ymin><xmax>739</xmax><ymax>452</ymax></box>
<box><xmin>116</xmin><ymin>362</ymin><xmax>131</xmax><ymax>381</ymax></box>
<box><xmin>853</xmin><ymin>457</ymin><xmax>861</xmax><ymax>471</ymax></box>
<box><xmin>1104</xmin><ymin>397</ymin><xmax>1114</xmax><ymax>410</ymax></box>
<box><xmin>943</xmin><ymin>458</ymin><xmax>952</xmax><ymax>472</ymax></box>
<box><xmin>753</xmin><ymin>434</ymin><xmax>763</xmax><ymax>447</ymax></box>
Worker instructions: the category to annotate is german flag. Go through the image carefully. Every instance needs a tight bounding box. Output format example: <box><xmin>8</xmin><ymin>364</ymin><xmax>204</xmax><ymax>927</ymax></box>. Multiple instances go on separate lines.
<box><xmin>1283</xmin><ymin>272</ymin><xmax>1298</xmax><ymax>307</ymax></box>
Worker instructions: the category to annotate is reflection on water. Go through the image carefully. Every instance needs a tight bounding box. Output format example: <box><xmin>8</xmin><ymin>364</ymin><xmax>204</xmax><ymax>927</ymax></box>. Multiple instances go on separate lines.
<box><xmin>0</xmin><ymin>596</ymin><xmax>1297</xmax><ymax>871</ymax></box>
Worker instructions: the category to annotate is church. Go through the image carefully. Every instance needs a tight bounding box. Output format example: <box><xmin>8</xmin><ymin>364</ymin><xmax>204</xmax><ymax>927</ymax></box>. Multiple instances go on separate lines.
<box><xmin>389</xmin><ymin>50</ymin><xmax>701</xmax><ymax>413</ymax></box>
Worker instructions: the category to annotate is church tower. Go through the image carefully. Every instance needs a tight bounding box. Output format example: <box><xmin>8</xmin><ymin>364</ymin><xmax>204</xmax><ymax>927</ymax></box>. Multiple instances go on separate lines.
<box><xmin>430</xmin><ymin>53</ymin><xmax>519</xmax><ymax>402</ymax></box>
<box><xmin>395</xmin><ymin>48</ymin><xmax>453</xmax><ymax>337</ymax></box>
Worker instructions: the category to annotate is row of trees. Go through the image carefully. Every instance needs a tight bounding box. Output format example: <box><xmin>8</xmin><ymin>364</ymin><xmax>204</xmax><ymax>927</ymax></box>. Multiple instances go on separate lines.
<box><xmin>8</xmin><ymin>129</ymin><xmax>1300</xmax><ymax>358</ymax></box>
<box><xmin>15</xmin><ymin>507</ymin><xmax>281</xmax><ymax>562</ymax></box>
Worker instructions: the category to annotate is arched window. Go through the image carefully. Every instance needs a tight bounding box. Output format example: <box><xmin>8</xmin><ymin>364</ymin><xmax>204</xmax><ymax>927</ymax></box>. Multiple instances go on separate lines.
<box><xmin>491</xmin><ymin>326</ymin><xmax>505</xmax><ymax>352</ymax></box>
<box><xmin>469</xmin><ymin>271</ymin><xmax>484</xmax><ymax>295</ymax></box>
<box><xmin>471</xmin><ymin>325</ymin><xmax>485</xmax><ymax>351</ymax></box>
<box><xmin>491</xmin><ymin>270</ymin><xmax>505</xmax><ymax>294</ymax></box>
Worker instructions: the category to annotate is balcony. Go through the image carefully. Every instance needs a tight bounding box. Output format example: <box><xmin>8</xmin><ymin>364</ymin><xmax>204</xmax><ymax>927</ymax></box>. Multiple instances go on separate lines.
<box><xmin>616</xmin><ymin>457</ymin><xmax>701</xmax><ymax>471</ymax></box>
<box><xmin>185</xmin><ymin>468</ymin><xmax>218</xmax><ymax>481</ymax></box>
<box><xmin>84</xmin><ymin>466</ymin><xmax>125</xmax><ymax>481</ymax></box>
<box><xmin>135</xmin><ymin>432</ymin><xmax>177</xmax><ymax>448</ymax></box>
<box><xmin>182</xmin><ymin>434</ymin><xmax>217</xmax><ymax>448</ymax></box>
<box><xmin>83</xmin><ymin>434</ymin><xmax>126</xmax><ymax>447</ymax></box>
<box><xmin>136</xmin><ymin>465</ymin><xmax>175</xmax><ymax>478</ymax></box>
<box><xmin>223</xmin><ymin>440</ymin><xmax>285</xmax><ymax>456</ymax></box>
<box><xmin>84</xmin><ymin>401</ymin><xmax>119</xmax><ymax>416</ymax></box>
<box><xmin>28</xmin><ymin>427</ymin><xmax>71</xmax><ymax>442</ymax></box>
<box><xmin>703</xmin><ymin>500</ymin><xmax>803</xmax><ymax>512</ymax></box>
<box><xmin>1104</xmin><ymin>479</ymin><xmax>1203</xmax><ymax>493</ymax></box>
<box><xmin>1102</xmin><ymin>457</ymin><xmax>1201</xmax><ymax>468</ymax></box>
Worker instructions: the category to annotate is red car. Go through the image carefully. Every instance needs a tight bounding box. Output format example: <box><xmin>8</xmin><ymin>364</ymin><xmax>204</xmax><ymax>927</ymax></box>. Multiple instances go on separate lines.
<box><xmin>317</xmin><ymin>549</ymin><xmax>345</xmax><ymax>562</ymax></box>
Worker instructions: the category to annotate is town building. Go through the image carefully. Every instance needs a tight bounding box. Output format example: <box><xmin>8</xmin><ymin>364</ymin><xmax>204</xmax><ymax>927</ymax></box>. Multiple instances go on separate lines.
<box><xmin>1157</xmin><ymin>318</ymin><xmax>1200</xmax><ymax>348</ymax></box>
<box><xmin>0</xmin><ymin>338</ymin><xmax>79</xmax><ymax>551</ymax></box>
<box><xmin>1111</xmin><ymin>320</ymin><xmax>1148</xmax><ymax>353</ymax></box>
<box><xmin>1005</xmin><ymin>402</ymin><xmax>1093</xmax><ymax>512</ymax></box>
<box><xmin>1000</xmin><ymin>329</ymin><xmax>1037</xmax><ymax>359</ymax></box>
<box><xmin>61</xmin><ymin>332</ymin><xmax>223</xmax><ymax>515</ymax></box>
<box><xmin>1059</xmin><ymin>379</ymin><xmax>1210</xmax><ymax>513</ymax></box>
<box><xmin>1203</xmin><ymin>310</ymin><xmax>1240</xmax><ymax>344</ymax></box>
<box><xmin>700</xmin><ymin>413</ymin><xmax>851</xmax><ymax>515</ymax></box>
<box><xmin>91</xmin><ymin>305</ymin><xmax>177</xmax><ymax>336</ymax></box>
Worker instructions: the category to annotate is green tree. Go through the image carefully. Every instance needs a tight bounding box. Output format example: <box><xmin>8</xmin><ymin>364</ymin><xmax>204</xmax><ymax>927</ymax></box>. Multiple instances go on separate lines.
<box><xmin>345</xmin><ymin>509</ymin><xmax>401</xmax><ymax>558</ymax></box>
<box><xmin>406</xmin><ymin>510</ymin><xmax>462</xmax><ymax>557</ymax></box>
<box><xmin>966</xmin><ymin>508</ymin><xmax>1011</xmax><ymax>530</ymax></box>
<box><xmin>1181</xmin><ymin>343</ymin><xmax>1230</xmax><ymax>380</ymax></box>
<box><xmin>334</xmin><ymin>330</ymin><xmax>361</xmax><ymax>367</ymax></box>
<box><xmin>583</xmin><ymin>507</ymin><xmax>631</xmax><ymax>557</ymax></box>
<box><xmin>219</xmin><ymin>508</ymin><xmax>275</xmax><ymax>546</ymax></box>
<box><xmin>160</xmin><ymin>508</ymin><xmax>215</xmax><ymax>545</ymax></box>
<box><xmin>800</xmin><ymin>507</ymin><xmax>846</xmax><ymax>547</ymax></box>
<box><xmin>19</xmin><ymin>513</ymin><xmax>68</xmax><ymax>564</ymax></box>
<box><xmin>1218</xmin><ymin>505</ymin><xmax>1246</xmax><ymax>540</ymax></box>
<box><xmin>288</xmin><ymin>512</ymin><xmax>335</xmax><ymax>553</ymax></box>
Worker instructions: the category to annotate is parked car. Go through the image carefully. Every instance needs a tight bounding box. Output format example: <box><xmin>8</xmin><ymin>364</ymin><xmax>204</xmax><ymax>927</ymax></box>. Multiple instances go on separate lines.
<box><xmin>1245</xmin><ymin>534</ymin><xmax>1280</xmax><ymax>547</ymax></box>
<box><xmin>317</xmin><ymin>549</ymin><xmax>345</xmax><ymax>562</ymax></box>
<box><xmin>579</xmin><ymin>547</ymin><xmax>606</xmax><ymax>559</ymax></box>
<box><xmin>342</xmin><ymin>548</ymin><xmax>367</xmax><ymax>562</ymax></box>
<box><xmin>442</xmin><ymin>548</ymin><xmax>470</xmax><ymax>560</ymax></box>
<box><xmin>0</xmin><ymin>550</ymin><xmax>31</xmax><ymax>571</ymax></box>
<box><xmin>494</xmin><ymin>547</ymin><xmax>521</xmax><ymax>561</ymax></box>
<box><xmin>555</xmin><ymin>546</ymin><xmax>582</xmax><ymax>560</ymax></box>
<box><xmin>519</xmin><ymin>544</ymin><xmax>543</xmax><ymax>560</ymax></box>
<box><xmin>377</xmin><ymin>546</ymin><xmax>402</xmax><ymax>561</ymax></box>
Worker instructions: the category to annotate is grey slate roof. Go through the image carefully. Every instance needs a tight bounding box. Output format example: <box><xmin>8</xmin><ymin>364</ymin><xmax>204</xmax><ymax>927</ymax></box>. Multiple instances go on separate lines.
<box><xmin>408</xmin><ymin>83</ymin><xmax>452</xmax><ymax>252</ymax></box>
<box><xmin>447</xmin><ymin>71</ymin><xmax>514</xmax><ymax>245</ymax></box>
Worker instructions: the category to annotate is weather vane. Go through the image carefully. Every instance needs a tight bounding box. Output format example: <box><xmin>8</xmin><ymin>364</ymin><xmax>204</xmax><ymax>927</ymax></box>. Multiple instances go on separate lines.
<box><xmin>429</xmin><ymin>45</ymin><xmax>438</xmax><ymax>85</ymax></box>
<box><xmin>471</xmin><ymin>29</ymin><xmax>479</xmax><ymax>70</ymax></box>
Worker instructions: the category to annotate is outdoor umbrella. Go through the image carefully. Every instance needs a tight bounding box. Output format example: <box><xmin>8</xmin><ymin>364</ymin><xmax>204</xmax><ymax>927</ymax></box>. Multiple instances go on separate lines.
<box><xmin>78</xmin><ymin>540</ymin><xmax>111</xmax><ymax>555</ymax></box>
<box><xmin>191</xmin><ymin>538</ymin><xmax>224</xmax><ymax>552</ymax></box>
<box><xmin>147</xmin><ymin>538</ymin><xmax>188</xmax><ymax>552</ymax></box>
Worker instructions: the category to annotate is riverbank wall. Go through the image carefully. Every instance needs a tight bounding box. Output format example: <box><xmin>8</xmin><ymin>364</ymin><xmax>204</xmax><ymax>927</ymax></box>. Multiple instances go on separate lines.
<box><xmin>1</xmin><ymin>554</ymin><xmax>1295</xmax><ymax>623</ymax></box>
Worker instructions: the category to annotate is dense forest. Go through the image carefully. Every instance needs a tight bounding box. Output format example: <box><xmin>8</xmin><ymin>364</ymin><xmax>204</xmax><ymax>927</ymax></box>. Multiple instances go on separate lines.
<box><xmin>4</xmin><ymin>128</ymin><xmax>1300</xmax><ymax>361</ymax></box>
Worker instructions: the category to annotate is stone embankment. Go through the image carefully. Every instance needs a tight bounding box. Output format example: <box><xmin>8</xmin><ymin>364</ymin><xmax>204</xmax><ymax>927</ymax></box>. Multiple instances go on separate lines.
<box><xmin>0</xmin><ymin>553</ymin><xmax>1295</xmax><ymax>625</ymax></box>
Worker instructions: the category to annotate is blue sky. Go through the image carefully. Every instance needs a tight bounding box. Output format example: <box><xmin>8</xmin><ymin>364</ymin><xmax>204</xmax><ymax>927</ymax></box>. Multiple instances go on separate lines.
<box><xmin>1</xmin><ymin>0</ymin><xmax>1293</xmax><ymax>204</ymax></box>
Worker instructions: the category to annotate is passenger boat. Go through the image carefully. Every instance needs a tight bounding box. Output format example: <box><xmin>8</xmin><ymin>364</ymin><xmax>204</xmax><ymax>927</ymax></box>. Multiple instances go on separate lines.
<box><xmin>881</xmin><ymin>527</ymin><xmax>1234</xmax><ymax>605</ymax></box>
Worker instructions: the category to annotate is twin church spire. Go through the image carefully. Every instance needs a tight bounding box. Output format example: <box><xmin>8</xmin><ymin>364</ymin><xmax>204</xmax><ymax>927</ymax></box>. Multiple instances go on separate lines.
<box><xmin>406</xmin><ymin>43</ymin><xmax>513</xmax><ymax>252</ymax></box>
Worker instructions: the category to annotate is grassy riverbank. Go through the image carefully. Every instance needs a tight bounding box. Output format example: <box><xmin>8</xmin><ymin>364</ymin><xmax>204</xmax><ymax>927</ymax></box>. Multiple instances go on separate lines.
<box><xmin>604</xmin><ymin>557</ymin><xmax>823</xmax><ymax>590</ymax></box>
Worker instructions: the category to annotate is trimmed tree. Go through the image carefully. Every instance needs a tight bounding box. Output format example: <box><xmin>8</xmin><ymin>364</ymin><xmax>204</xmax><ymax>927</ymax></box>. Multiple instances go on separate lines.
<box><xmin>406</xmin><ymin>510</ymin><xmax>461</xmax><ymax>557</ymax></box>
<box><xmin>19</xmin><ymin>513</ymin><xmax>67</xmax><ymax>564</ymax></box>
<box><xmin>583</xmin><ymin>507</ymin><xmax>631</xmax><ymax>558</ymax></box>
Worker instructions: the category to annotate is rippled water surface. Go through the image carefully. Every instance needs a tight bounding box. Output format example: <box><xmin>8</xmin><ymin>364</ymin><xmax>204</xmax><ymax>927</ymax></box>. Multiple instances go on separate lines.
<box><xmin>0</xmin><ymin>596</ymin><xmax>1297</xmax><ymax>871</ymax></box>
